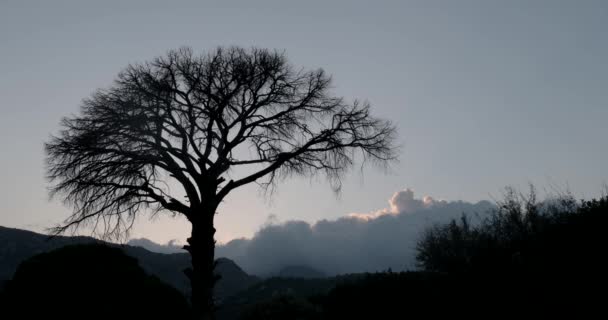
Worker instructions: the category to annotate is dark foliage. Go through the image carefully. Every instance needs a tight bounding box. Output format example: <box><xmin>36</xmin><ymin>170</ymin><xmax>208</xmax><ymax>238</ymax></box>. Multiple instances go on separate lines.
<box><xmin>2</xmin><ymin>244</ymin><xmax>192</xmax><ymax>319</ymax></box>
<box><xmin>412</xmin><ymin>187</ymin><xmax>608</xmax><ymax>316</ymax></box>
<box><xmin>416</xmin><ymin>187</ymin><xmax>608</xmax><ymax>275</ymax></box>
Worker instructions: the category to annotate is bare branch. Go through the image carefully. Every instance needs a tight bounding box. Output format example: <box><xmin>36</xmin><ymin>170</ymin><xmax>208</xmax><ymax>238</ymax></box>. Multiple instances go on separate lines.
<box><xmin>45</xmin><ymin>46</ymin><xmax>397</xmax><ymax>238</ymax></box>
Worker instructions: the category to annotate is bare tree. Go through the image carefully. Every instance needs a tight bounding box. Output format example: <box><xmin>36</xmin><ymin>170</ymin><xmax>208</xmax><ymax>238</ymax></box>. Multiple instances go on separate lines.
<box><xmin>45</xmin><ymin>46</ymin><xmax>396</xmax><ymax>319</ymax></box>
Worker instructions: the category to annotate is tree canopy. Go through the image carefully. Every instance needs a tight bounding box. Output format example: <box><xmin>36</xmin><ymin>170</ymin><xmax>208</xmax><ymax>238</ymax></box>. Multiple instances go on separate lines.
<box><xmin>46</xmin><ymin>46</ymin><xmax>397</xmax><ymax>238</ymax></box>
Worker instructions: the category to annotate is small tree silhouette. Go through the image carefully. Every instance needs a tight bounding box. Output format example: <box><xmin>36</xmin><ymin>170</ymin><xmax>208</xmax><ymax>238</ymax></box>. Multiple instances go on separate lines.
<box><xmin>45</xmin><ymin>46</ymin><xmax>397</xmax><ymax>319</ymax></box>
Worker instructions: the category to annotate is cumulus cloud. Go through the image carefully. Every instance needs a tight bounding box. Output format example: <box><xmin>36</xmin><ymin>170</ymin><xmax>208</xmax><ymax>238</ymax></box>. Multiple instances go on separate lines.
<box><xmin>131</xmin><ymin>189</ymin><xmax>494</xmax><ymax>276</ymax></box>
<box><xmin>215</xmin><ymin>189</ymin><xmax>494</xmax><ymax>276</ymax></box>
<box><xmin>348</xmin><ymin>189</ymin><xmax>448</xmax><ymax>220</ymax></box>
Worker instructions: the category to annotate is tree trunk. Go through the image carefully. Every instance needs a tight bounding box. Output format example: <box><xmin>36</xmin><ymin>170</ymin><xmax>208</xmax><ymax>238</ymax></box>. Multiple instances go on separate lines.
<box><xmin>184</xmin><ymin>208</ymin><xmax>217</xmax><ymax>320</ymax></box>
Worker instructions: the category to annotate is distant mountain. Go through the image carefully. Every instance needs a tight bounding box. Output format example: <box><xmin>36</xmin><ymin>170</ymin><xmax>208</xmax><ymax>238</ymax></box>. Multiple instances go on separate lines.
<box><xmin>0</xmin><ymin>226</ymin><xmax>100</xmax><ymax>284</ymax></box>
<box><xmin>0</xmin><ymin>226</ymin><xmax>258</xmax><ymax>300</ymax></box>
<box><xmin>127</xmin><ymin>238</ymin><xmax>185</xmax><ymax>254</ymax></box>
<box><xmin>216</xmin><ymin>277</ymin><xmax>334</xmax><ymax>320</ymax></box>
<box><xmin>278</xmin><ymin>265</ymin><xmax>326</xmax><ymax>279</ymax></box>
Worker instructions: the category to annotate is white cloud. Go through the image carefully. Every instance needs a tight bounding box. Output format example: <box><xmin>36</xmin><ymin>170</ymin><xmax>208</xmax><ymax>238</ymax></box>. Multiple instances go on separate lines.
<box><xmin>347</xmin><ymin>189</ymin><xmax>448</xmax><ymax>220</ymax></box>
<box><xmin>215</xmin><ymin>188</ymin><xmax>493</xmax><ymax>276</ymax></box>
<box><xmin>132</xmin><ymin>188</ymin><xmax>494</xmax><ymax>276</ymax></box>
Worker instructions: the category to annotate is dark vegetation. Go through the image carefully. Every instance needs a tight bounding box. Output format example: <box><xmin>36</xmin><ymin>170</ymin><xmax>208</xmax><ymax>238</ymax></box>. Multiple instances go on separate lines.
<box><xmin>1</xmin><ymin>187</ymin><xmax>605</xmax><ymax>319</ymax></box>
<box><xmin>0</xmin><ymin>226</ymin><xmax>258</xmax><ymax>301</ymax></box>
<box><xmin>1</xmin><ymin>244</ymin><xmax>192</xmax><ymax>319</ymax></box>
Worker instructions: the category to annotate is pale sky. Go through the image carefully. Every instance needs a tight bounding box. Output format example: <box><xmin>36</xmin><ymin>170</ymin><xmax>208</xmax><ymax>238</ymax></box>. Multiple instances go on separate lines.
<box><xmin>1</xmin><ymin>0</ymin><xmax>607</xmax><ymax>244</ymax></box>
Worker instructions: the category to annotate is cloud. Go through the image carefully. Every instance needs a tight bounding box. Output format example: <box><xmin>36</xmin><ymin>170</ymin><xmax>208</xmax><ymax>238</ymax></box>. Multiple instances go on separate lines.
<box><xmin>130</xmin><ymin>189</ymin><xmax>494</xmax><ymax>276</ymax></box>
<box><xmin>215</xmin><ymin>189</ymin><xmax>494</xmax><ymax>276</ymax></box>
<box><xmin>347</xmin><ymin>189</ymin><xmax>448</xmax><ymax>220</ymax></box>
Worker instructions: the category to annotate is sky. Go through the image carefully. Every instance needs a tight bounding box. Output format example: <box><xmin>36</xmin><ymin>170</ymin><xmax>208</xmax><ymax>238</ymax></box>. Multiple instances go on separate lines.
<box><xmin>1</xmin><ymin>0</ymin><xmax>607</xmax><ymax>245</ymax></box>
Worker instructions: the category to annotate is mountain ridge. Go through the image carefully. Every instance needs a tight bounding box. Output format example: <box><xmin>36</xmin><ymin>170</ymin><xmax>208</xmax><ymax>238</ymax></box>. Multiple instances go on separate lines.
<box><xmin>0</xmin><ymin>225</ymin><xmax>259</xmax><ymax>300</ymax></box>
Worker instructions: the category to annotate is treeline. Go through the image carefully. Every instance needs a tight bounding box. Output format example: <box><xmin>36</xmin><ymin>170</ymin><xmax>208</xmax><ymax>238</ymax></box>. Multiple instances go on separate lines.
<box><xmin>238</xmin><ymin>188</ymin><xmax>608</xmax><ymax>319</ymax></box>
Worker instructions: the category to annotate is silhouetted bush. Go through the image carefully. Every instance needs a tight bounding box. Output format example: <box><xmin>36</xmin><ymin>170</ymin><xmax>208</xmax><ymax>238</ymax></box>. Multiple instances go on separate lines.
<box><xmin>414</xmin><ymin>187</ymin><xmax>608</xmax><ymax>315</ymax></box>
<box><xmin>416</xmin><ymin>187</ymin><xmax>607</xmax><ymax>274</ymax></box>
<box><xmin>2</xmin><ymin>244</ymin><xmax>192</xmax><ymax>319</ymax></box>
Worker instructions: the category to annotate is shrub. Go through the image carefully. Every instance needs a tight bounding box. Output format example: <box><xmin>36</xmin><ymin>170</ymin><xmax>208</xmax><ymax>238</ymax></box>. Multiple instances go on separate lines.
<box><xmin>3</xmin><ymin>244</ymin><xmax>192</xmax><ymax>319</ymax></box>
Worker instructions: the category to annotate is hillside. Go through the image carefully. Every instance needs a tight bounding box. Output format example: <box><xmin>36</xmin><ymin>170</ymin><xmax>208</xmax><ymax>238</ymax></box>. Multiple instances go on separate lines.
<box><xmin>0</xmin><ymin>226</ymin><xmax>258</xmax><ymax>300</ymax></box>
<box><xmin>277</xmin><ymin>265</ymin><xmax>326</xmax><ymax>279</ymax></box>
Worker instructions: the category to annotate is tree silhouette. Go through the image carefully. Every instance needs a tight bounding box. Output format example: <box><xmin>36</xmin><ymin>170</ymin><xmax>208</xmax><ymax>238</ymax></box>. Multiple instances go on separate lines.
<box><xmin>45</xmin><ymin>46</ymin><xmax>396</xmax><ymax>319</ymax></box>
